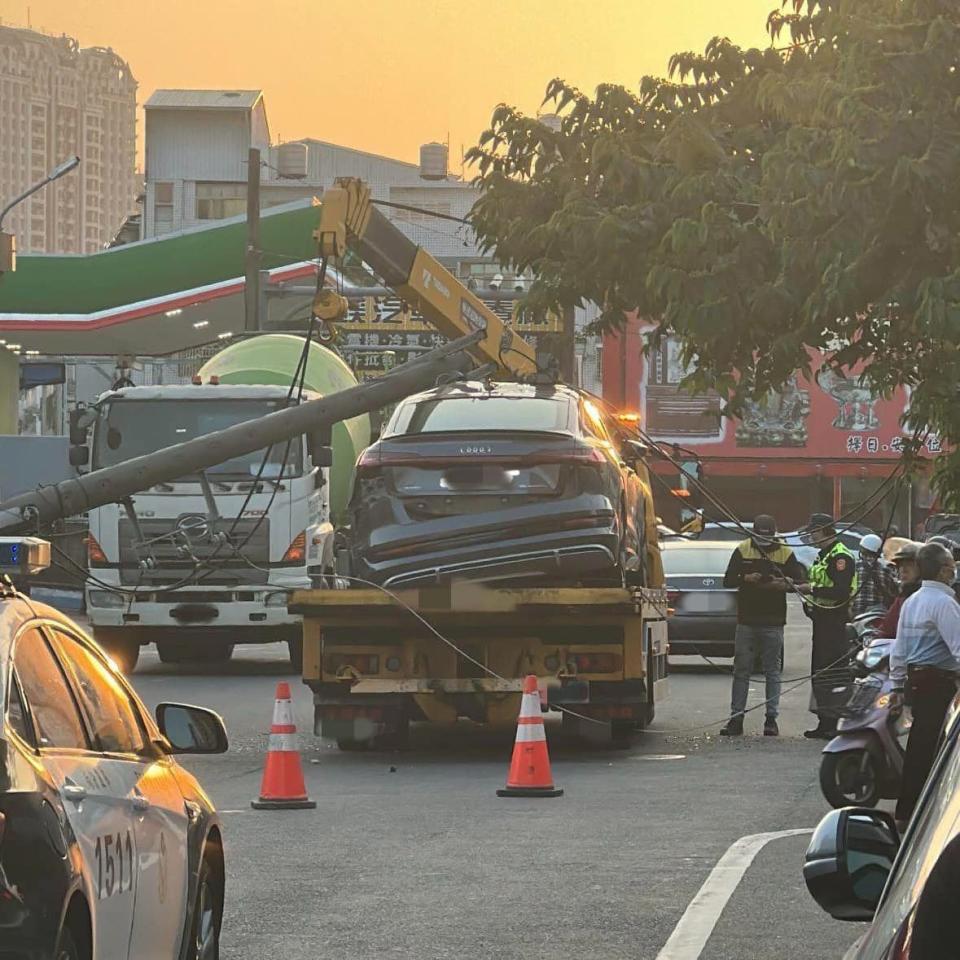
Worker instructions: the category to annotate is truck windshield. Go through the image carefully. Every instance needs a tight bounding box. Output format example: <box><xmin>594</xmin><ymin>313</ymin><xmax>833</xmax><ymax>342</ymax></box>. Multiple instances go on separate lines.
<box><xmin>91</xmin><ymin>398</ymin><xmax>303</xmax><ymax>478</ymax></box>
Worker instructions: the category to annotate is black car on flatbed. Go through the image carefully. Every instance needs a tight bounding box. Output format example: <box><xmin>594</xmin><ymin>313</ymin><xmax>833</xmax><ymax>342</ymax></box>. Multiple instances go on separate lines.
<box><xmin>341</xmin><ymin>381</ymin><xmax>652</xmax><ymax>589</ymax></box>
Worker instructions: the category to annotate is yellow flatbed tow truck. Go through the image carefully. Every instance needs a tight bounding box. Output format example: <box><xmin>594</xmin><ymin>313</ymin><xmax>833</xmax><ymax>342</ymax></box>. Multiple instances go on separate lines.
<box><xmin>290</xmin><ymin>178</ymin><xmax>669</xmax><ymax>747</ymax></box>
<box><xmin>290</xmin><ymin>583</ymin><xmax>668</xmax><ymax>747</ymax></box>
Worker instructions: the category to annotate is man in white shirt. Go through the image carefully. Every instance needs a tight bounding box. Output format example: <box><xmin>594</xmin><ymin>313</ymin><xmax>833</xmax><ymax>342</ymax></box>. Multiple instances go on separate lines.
<box><xmin>890</xmin><ymin>543</ymin><xmax>960</xmax><ymax>823</ymax></box>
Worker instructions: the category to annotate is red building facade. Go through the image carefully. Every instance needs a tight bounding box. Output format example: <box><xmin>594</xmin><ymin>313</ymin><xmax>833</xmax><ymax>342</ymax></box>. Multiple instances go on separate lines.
<box><xmin>602</xmin><ymin>318</ymin><xmax>937</xmax><ymax>534</ymax></box>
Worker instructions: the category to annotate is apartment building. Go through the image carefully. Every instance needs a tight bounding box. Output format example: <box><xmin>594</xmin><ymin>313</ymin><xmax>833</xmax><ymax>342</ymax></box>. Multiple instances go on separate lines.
<box><xmin>0</xmin><ymin>25</ymin><xmax>137</xmax><ymax>253</ymax></box>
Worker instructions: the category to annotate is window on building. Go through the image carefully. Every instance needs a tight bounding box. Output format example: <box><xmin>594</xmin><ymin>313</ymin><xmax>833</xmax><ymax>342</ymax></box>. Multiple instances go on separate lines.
<box><xmin>154</xmin><ymin>181</ymin><xmax>174</xmax><ymax>234</ymax></box>
<box><xmin>391</xmin><ymin>200</ymin><xmax>452</xmax><ymax>225</ymax></box>
<box><xmin>196</xmin><ymin>182</ymin><xmax>247</xmax><ymax>220</ymax></box>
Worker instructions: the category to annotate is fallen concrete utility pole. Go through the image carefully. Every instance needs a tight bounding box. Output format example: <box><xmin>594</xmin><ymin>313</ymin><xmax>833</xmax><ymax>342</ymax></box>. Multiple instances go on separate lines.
<box><xmin>0</xmin><ymin>331</ymin><xmax>484</xmax><ymax>534</ymax></box>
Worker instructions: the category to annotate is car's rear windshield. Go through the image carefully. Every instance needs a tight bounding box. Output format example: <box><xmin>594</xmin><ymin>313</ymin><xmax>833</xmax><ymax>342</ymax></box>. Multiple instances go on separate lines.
<box><xmin>662</xmin><ymin>546</ymin><xmax>733</xmax><ymax>575</ymax></box>
<box><xmin>386</xmin><ymin>396</ymin><xmax>572</xmax><ymax>436</ymax></box>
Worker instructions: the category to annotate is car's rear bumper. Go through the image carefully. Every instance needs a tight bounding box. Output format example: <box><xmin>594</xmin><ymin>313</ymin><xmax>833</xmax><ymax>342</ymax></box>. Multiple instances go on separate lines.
<box><xmin>352</xmin><ymin>496</ymin><xmax>620</xmax><ymax>587</ymax></box>
<box><xmin>668</xmin><ymin>614</ymin><xmax>738</xmax><ymax>654</ymax></box>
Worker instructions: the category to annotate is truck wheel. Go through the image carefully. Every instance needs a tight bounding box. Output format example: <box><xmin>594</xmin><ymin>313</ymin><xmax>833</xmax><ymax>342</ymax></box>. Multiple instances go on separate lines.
<box><xmin>610</xmin><ymin>720</ymin><xmax>635</xmax><ymax>748</ymax></box>
<box><xmin>561</xmin><ymin>712</ymin><xmax>581</xmax><ymax>737</ymax></box>
<box><xmin>287</xmin><ymin>637</ymin><xmax>303</xmax><ymax>672</ymax></box>
<box><xmin>638</xmin><ymin>702</ymin><xmax>655</xmax><ymax>728</ymax></box>
<box><xmin>94</xmin><ymin>629</ymin><xmax>140</xmax><ymax>674</ymax></box>
<box><xmin>374</xmin><ymin>717</ymin><xmax>409</xmax><ymax>751</ymax></box>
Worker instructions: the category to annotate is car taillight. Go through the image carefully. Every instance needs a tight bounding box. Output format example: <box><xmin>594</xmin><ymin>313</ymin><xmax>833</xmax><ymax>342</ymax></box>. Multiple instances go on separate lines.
<box><xmin>552</xmin><ymin>515</ymin><xmax>613</xmax><ymax>531</ymax></box>
<box><xmin>324</xmin><ymin>653</ymin><xmax>380</xmax><ymax>675</ymax></box>
<box><xmin>554</xmin><ymin>447</ymin><xmax>607</xmax><ymax>465</ymax></box>
<box><xmin>357</xmin><ymin>448</ymin><xmax>380</xmax><ymax>469</ymax></box>
<box><xmin>85</xmin><ymin>534</ymin><xmax>107</xmax><ymax>566</ymax></box>
<box><xmin>571</xmin><ymin>653</ymin><xmax>621</xmax><ymax>673</ymax></box>
<box><xmin>282</xmin><ymin>532</ymin><xmax>306</xmax><ymax>564</ymax></box>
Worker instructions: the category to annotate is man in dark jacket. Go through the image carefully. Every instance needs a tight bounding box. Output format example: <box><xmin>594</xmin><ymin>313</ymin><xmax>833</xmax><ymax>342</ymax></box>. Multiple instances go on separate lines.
<box><xmin>798</xmin><ymin>513</ymin><xmax>858</xmax><ymax>739</ymax></box>
<box><xmin>720</xmin><ymin>514</ymin><xmax>807</xmax><ymax>737</ymax></box>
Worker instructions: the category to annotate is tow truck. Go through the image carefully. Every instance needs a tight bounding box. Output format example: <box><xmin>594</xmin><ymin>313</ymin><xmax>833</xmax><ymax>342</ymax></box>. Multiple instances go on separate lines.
<box><xmin>297</xmin><ymin>179</ymin><xmax>668</xmax><ymax>746</ymax></box>
<box><xmin>0</xmin><ymin>178</ymin><xmax>669</xmax><ymax>746</ymax></box>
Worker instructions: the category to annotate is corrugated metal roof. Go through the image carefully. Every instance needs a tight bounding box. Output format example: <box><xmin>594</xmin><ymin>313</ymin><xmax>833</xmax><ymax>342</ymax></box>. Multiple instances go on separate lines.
<box><xmin>145</xmin><ymin>89</ymin><xmax>262</xmax><ymax>110</ymax></box>
<box><xmin>297</xmin><ymin>138</ymin><xmax>419</xmax><ymax>170</ymax></box>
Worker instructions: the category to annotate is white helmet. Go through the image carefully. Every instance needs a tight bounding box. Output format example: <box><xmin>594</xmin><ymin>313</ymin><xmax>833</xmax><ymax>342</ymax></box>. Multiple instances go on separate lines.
<box><xmin>859</xmin><ymin>534</ymin><xmax>883</xmax><ymax>556</ymax></box>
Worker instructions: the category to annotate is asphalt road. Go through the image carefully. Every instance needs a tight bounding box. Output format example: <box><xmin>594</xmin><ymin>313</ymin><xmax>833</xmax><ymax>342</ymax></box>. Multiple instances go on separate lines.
<box><xmin>117</xmin><ymin>598</ymin><xmax>865</xmax><ymax>960</ymax></box>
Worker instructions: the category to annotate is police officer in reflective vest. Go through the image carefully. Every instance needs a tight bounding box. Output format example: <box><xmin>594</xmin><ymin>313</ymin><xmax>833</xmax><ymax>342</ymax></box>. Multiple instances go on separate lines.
<box><xmin>798</xmin><ymin>513</ymin><xmax>858</xmax><ymax>739</ymax></box>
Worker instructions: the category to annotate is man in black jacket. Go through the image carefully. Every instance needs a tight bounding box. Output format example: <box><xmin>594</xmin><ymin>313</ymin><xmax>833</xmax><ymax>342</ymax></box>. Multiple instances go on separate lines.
<box><xmin>720</xmin><ymin>514</ymin><xmax>807</xmax><ymax>737</ymax></box>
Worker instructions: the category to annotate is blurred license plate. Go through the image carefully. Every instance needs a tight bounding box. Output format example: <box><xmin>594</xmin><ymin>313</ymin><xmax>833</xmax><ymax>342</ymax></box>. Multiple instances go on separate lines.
<box><xmin>683</xmin><ymin>593</ymin><xmax>728</xmax><ymax>613</ymax></box>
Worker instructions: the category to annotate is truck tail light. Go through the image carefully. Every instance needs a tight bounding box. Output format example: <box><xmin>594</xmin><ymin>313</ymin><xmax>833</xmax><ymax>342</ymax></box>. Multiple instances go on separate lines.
<box><xmin>282</xmin><ymin>532</ymin><xmax>306</xmax><ymax>564</ymax></box>
<box><xmin>85</xmin><ymin>534</ymin><xmax>108</xmax><ymax>566</ymax></box>
<box><xmin>571</xmin><ymin>653</ymin><xmax>621</xmax><ymax>673</ymax></box>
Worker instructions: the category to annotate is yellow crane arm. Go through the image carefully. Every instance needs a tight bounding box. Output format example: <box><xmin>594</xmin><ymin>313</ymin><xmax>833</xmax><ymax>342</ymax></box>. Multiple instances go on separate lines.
<box><xmin>313</xmin><ymin>178</ymin><xmax>537</xmax><ymax>379</ymax></box>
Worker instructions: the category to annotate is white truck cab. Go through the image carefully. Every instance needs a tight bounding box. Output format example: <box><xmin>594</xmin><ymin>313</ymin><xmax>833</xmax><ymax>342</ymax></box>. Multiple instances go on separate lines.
<box><xmin>81</xmin><ymin>383</ymin><xmax>333</xmax><ymax>672</ymax></box>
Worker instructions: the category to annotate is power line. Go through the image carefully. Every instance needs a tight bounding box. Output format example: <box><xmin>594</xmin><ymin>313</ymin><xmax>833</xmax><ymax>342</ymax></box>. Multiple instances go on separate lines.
<box><xmin>370</xmin><ymin>198</ymin><xmax>471</xmax><ymax>225</ymax></box>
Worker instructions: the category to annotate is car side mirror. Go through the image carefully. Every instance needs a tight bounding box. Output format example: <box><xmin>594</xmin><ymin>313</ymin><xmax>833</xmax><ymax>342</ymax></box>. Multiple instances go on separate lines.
<box><xmin>69</xmin><ymin>445</ymin><xmax>89</xmax><ymax>467</ymax></box>
<box><xmin>155</xmin><ymin>702</ymin><xmax>228</xmax><ymax>755</ymax></box>
<box><xmin>804</xmin><ymin>808</ymin><xmax>899</xmax><ymax>921</ymax></box>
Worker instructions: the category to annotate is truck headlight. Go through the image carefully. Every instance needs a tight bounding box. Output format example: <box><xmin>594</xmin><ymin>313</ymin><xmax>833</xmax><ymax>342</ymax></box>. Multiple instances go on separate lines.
<box><xmin>265</xmin><ymin>592</ymin><xmax>289</xmax><ymax>608</ymax></box>
<box><xmin>88</xmin><ymin>589</ymin><xmax>127</xmax><ymax>609</ymax></box>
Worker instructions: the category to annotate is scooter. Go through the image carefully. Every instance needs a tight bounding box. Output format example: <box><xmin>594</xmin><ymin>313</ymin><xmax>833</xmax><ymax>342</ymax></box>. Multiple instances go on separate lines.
<box><xmin>819</xmin><ymin>616</ymin><xmax>910</xmax><ymax>808</ymax></box>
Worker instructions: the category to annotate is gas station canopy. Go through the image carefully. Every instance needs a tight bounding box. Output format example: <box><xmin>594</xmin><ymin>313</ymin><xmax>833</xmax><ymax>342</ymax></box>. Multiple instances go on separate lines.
<box><xmin>0</xmin><ymin>199</ymin><xmax>322</xmax><ymax>356</ymax></box>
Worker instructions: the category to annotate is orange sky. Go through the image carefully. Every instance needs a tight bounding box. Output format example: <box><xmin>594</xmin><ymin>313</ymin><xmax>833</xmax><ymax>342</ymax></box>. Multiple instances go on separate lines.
<box><xmin>2</xmin><ymin>0</ymin><xmax>774</xmax><ymax>168</ymax></box>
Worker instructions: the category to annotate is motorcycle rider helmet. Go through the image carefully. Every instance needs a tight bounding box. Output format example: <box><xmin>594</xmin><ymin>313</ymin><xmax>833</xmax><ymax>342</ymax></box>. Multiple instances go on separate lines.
<box><xmin>859</xmin><ymin>534</ymin><xmax>883</xmax><ymax>557</ymax></box>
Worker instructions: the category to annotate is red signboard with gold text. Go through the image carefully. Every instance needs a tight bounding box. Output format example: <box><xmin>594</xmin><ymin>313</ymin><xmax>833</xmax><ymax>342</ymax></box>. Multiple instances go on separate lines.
<box><xmin>602</xmin><ymin>320</ymin><xmax>941</xmax><ymax>469</ymax></box>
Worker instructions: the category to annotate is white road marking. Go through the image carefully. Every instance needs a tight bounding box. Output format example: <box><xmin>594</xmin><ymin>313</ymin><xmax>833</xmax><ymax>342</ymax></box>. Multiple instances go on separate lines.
<box><xmin>631</xmin><ymin>754</ymin><xmax>687</xmax><ymax>761</ymax></box>
<box><xmin>654</xmin><ymin>828</ymin><xmax>813</xmax><ymax>960</ymax></box>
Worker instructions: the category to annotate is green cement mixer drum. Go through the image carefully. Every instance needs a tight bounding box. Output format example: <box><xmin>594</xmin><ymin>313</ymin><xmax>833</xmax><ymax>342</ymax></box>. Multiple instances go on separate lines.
<box><xmin>198</xmin><ymin>335</ymin><xmax>370</xmax><ymax>517</ymax></box>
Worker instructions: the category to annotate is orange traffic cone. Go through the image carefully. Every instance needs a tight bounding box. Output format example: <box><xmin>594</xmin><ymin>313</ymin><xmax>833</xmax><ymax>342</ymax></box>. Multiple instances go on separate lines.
<box><xmin>251</xmin><ymin>681</ymin><xmax>317</xmax><ymax>810</ymax></box>
<box><xmin>497</xmin><ymin>675</ymin><xmax>563</xmax><ymax>798</ymax></box>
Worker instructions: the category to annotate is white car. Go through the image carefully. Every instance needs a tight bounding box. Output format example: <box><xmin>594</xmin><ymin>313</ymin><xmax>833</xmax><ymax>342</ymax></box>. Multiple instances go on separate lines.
<box><xmin>0</xmin><ymin>579</ymin><xmax>228</xmax><ymax>959</ymax></box>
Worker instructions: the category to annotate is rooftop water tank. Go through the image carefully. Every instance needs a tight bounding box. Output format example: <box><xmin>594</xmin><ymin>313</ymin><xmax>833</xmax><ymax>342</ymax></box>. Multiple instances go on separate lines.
<box><xmin>277</xmin><ymin>141</ymin><xmax>308</xmax><ymax>180</ymax></box>
<box><xmin>419</xmin><ymin>142</ymin><xmax>448</xmax><ymax>180</ymax></box>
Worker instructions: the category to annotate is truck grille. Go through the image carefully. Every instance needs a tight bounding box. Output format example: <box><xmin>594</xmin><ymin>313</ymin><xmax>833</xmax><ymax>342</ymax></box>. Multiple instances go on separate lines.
<box><xmin>118</xmin><ymin>516</ymin><xmax>270</xmax><ymax>585</ymax></box>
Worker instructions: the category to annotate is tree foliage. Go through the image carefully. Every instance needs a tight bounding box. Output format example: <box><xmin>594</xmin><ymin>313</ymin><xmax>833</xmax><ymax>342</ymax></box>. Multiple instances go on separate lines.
<box><xmin>467</xmin><ymin>0</ymin><xmax>960</xmax><ymax>505</ymax></box>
